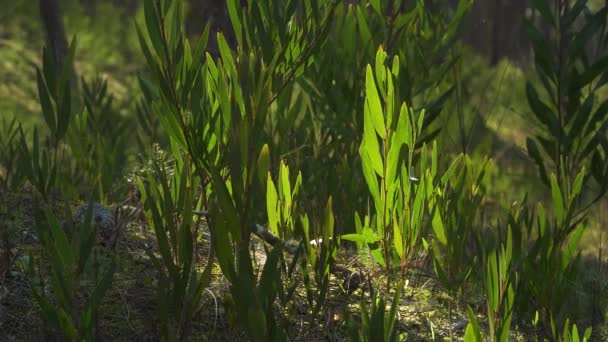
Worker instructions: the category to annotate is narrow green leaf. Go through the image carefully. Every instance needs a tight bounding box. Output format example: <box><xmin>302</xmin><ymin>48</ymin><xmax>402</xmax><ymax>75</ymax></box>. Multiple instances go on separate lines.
<box><xmin>257</xmin><ymin>144</ymin><xmax>270</xmax><ymax>189</ymax></box>
<box><xmin>56</xmin><ymin>81</ymin><xmax>71</xmax><ymax>141</ymax></box>
<box><xmin>431</xmin><ymin>207</ymin><xmax>447</xmax><ymax>246</ymax></box>
<box><xmin>464</xmin><ymin>306</ymin><xmax>483</xmax><ymax>342</ymax></box>
<box><xmin>365</xmin><ymin>65</ymin><xmax>386</xmax><ymax>137</ymax></box>
<box><xmin>550</xmin><ymin>174</ymin><xmax>565</xmax><ymax>225</ymax></box>
<box><xmin>394</xmin><ymin>218</ymin><xmax>403</xmax><ymax>258</ymax></box>
<box><xmin>143</xmin><ymin>0</ymin><xmax>165</xmax><ymax>60</ymax></box>
<box><xmin>341</xmin><ymin>232</ymin><xmax>381</xmax><ymax>244</ymax></box>
<box><xmin>362</xmin><ymin>113</ymin><xmax>384</xmax><ymax>176</ymax></box>
<box><xmin>280</xmin><ymin>162</ymin><xmax>292</xmax><ymax>213</ymax></box>
<box><xmin>267</xmin><ymin>174</ymin><xmax>279</xmax><ymax>236</ymax></box>
<box><xmin>36</xmin><ymin>68</ymin><xmax>56</xmax><ymax>133</ymax></box>
<box><xmin>572</xmin><ymin>167</ymin><xmax>585</xmax><ymax>199</ymax></box>
<box><xmin>226</xmin><ymin>0</ymin><xmax>243</xmax><ymax>48</ymax></box>
<box><xmin>441</xmin><ymin>154</ymin><xmax>463</xmax><ymax>184</ymax></box>
<box><xmin>85</xmin><ymin>256</ymin><xmax>116</xmax><ymax>312</ymax></box>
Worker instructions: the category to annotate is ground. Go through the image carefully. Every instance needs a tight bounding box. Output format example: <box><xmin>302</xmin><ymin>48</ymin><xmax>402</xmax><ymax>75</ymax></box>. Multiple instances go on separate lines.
<box><xmin>0</xmin><ymin>190</ymin><xmax>557</xmax><ymax>341</ymax></box>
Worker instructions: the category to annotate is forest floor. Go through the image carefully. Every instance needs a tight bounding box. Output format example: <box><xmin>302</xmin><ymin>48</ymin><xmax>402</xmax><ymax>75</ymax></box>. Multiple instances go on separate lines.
<box><xmin>0</xmin><ymin>191</ymin><xmax>559</xmax><ymax>341</ymax></box>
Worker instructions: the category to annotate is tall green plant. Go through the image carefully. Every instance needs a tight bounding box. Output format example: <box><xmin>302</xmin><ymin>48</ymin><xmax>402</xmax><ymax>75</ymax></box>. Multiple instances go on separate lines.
<box><xmin>18</xmin><ymin>39</ymin><xmax>77</xmax><ymax>200</ymax></box>
<box><xmin>343</xmin><ymin>47</ymin><xmax>436</xmax><ymax>290</ymax></box>
<box><xmin>270</xmin><ymin>0</ymin><xmax>471</xmax><ymax>231</ymax></box>
<box><xmin>298</xmin><ymin>197</ymin><xmax>340</xmax><ymax>316</ymax></box>
<box><xmin>466</xmin><ymin>226</ymin><xmax>517</xmax><ymax>342</ymax></box>
<box><xmin>426</xmin><ymin>155</ymin><xmax>488</xmax><ymax>299</ymax></box>
<box><xmin>266</xmin><ymin>161</ymin><xmax>302</xmax><ymax>241</ymax></box>
<box><xmin>0</xmin><ymin>117</ymin><xmax>24</xmax><ymax>191</ymax></box>
<box><xmin>525</xmin><ymin>0</ymin><xmax>608</xmax><ymax>219</ymax></box>
<box><xmin>65</xmin><ymin>76</ymin><xmax>132</xmax><ymax>201</ymax></box>
<box><xmin>519</xmin><ymin>171</ymin><xmax>588</xmax><ymax>339</ymax></box>
<box><xmin>138</xmin><ymin>144</ymin><xmax>212</xmax><ymax>340</ymax></box>
<box><xmin>136</xmin><ymin>0</ymin><xmax>338</xmax><ymax>340</ymax></box>
<box><xmin>345</xmin><ymin>281</ymin><xmax>405</xmax><ymax>342</ymax></box>
<box><xmin>29</xmin><ymin>203</ymin><xmax>116</xmax><ymax>341</ymax></box>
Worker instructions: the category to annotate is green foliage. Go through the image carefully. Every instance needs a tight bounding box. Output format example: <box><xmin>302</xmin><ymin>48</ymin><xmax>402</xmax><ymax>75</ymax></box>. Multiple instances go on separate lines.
<box><xmin>499</xmin><ymin>168</ymin><xmax>589</xmax><ymax>340</ymax></box>
<box><xmin>66</xmin><ymin>75</ymin><xmax>133</xmax><ymax>201</ymax></box>
<box><xmin>12</xmin><ymin>34</ymin><xmax>134</xmax><ymax>202</ymax></box>
<box><xmin>426</xmin><ymin>155</ymin><xmax>488</xmax><ymax>297</ymax></box>
<box><xmin>484</xmin><ymin>229</ymin><xmax>516</xmax><ymax>342</ymax></box>
<box><xmin>343</xmin><ymin>48</ymin><xmax>436</xmax><ymax>289</ymax></box>
<box><xmin>266</xmin><ymin>161</ymin><xmax>302</xmax><ymax>240</ymax></box>
<box><xmin>17</xmin><ymin>39</ymin><xmax>77</xmax><ymax>200</ymax></box>
<box><xmin>136</xmin><ymin>0</ymin><xmax>338</xmax><ymax>340</ymax></box>
<box><xmin>0</xmin><ymin>117</ymin><xmax>23</xmax><ymax>191</ymax></box>
<box><xmin>138</xmin><ymin>146</ymin><xmax>211</xmax><ymax>340</ymax></box>
<box><xmin>345</xmin><ymin>281</ymin><xmax>405</xmax><ymax>342</ymax></box>
<box><xmin>558</xmin><ymin>319</ymin><xmax>592</xmax><ymax>342</ymax></box>
<box><xmin>298</xmin><ymin>197</ymin><xmax>340</xmax><ymax>316</ymax></box>
<box><xmin>17</xmin><ymin>126</ymin><xmax>57</xmax><ymax>199</ymax></box>
<box><xmin>464</xmin><ymin>305</ymin><xmax>484</xmax><ymax>342</ymax></box>
<box><xmin>29</xmin><ymin>203</ymin><xmax>116</xmax><ymax>341</ymax></box>
<box><xmin>268</xmin><ymin>0</ymin><xmax>470</xmax><ymax>232</ymax></box>
<box><xmin>525</xmin><ymin>0</ymin><xmax>608</xmax><ymax>204</ymax></box>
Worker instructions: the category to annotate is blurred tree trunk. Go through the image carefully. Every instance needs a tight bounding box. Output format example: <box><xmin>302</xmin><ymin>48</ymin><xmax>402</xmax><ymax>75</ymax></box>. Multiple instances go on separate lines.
<box><xmin>186</xmin><ymin>0</ymin><xmax>237</xmax><ymax>58</ymax></box>
<box><xmin>39</xmin><ymin>0</ymin><xmax>68</xmax><ymax>68</ymax></box>
<box><xmin>456</xmin><ymin>0</ymin><xmax>531</xmax><ymax>64</ymax></box>
<box><xmin>490</xmin><ymin>0</ymin><xmax>502</xmax><ymax>65</ymax></box>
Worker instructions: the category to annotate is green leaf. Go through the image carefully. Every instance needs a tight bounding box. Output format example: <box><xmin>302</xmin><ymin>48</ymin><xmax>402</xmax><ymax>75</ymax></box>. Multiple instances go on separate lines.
<box><xmin>56</xmin><ymin>81</ymin><xmax>71</xmax><ymax>141</ymax></box>
<box><xmin>576</xmin><ymin>56</ymin><xmax>608</xmax><ymax>88</ymax></box>
<box><xmin>210</xmin><ymin>167</ymin><xmax>240</xmax><ymax>238</ymax></box>
<box><xmin>526</xmin><ymin>82</ymin><xmax>561</xmax><ymax>139</ymax></box>
<box><xmin>341</xmin><ymin>232</ymin><xmax>381</xmax><ymax>244</ymax></box>
<box><xmin>441</xmin><ymin>154</ymin><xmax>463</xmax><ymax>184</ymax></box>
<box><xmin>227</xmin><ymin>0</ymin><xmax>243</xmax><ymax>48</ymax></box>
<box><xmin>431</xmin><ymin>207</ymin><xmax>447</xmax><ymax>246</ymax></box>
<box><xmin>323</xmin><ymin>197</ymin><xmax>335</xmax><ymax>240</ymax></box>
<box><xmin>59</xmin><ymin>35</ymin><xmax>76</xmax><ymax>90</ymax></box>
<box><xmin>36</xmin><ymin>68</ymin><xmax>56</xmax><ymax>134</ymax></box>
<box><xmin>464</xmin><ymin>306</ymin><xmax>483</xmax><ymax>342</ymax></box>
<box><xmin>386</xmin><ymin>282</ymin><xmax>402</xmax><ymax>340</ymax></box>
<box><xmin>572</xmin><ymin>167</ymin><xmax>585</xmax><ymax>199</ymax></box>
<box><xmin>369</xmin><ymin>0</ymin><xmax>383</xmax><ymax>16</ymax></box>
<box><xmin>266</xmin><ymin>174</ymin><xmax>279</xmax><ymax>236</ymax></box>
<box><xmin>207</xmin><ymin>205</ymin><xmax>236</xmax><ymax>283</ymax></box>
<box><xmin>486</xmin><ymin>250</ymin><xmax>499</xmax><ymax>311</ymax></box>
<box><xmin>217</xmin><ymin>33</ymin><xmax>238</xmax><ymax>79</ymax></box>
<box><xmin>365</xmin><ymin>65</ymin><xmax>386</xmax><ymax>137</ymax></box>
<box><xmin>359</xmin><ymin>110</ymin><xmax>384</xmax><ymax>177</ymax></box>
<box><xmin>394</xmin><ymin>218</ymin><xmax>403</xmax><ymax>258</ymax></box>
<box><xmin>280</xmin><ymin>162</ymin><xmax>292</xmax><ymax>213</ymax></box>
<box><xmin>562</xmin><ymin>224</ymin><xmax>584</xmax><ymax>267</ymax></box>
<box><xmin>257</xmin><ymin>144</ymin><xmax>270</xmax><ymax>189</ymax></box>
<box><xmin>143</xmin><ymin>0</ymin><xmax>165</xmax><ymax>60</ymax></box>
<box><xmin>360</xmin><ymin>144</ymin><xmax>381</xmax><ymax>209</ymax></box>
<box><xmin>526</xmin><ymin>137</ymin><xmax>549</xmax><ymax>185</ymax></box>
<box><xmin>85</xmin><ymin>256</ymin><xmax>116</xmax><ymax>313</ymax></box>
<box><xmin>550</xmin><ymin>174</ymin><xmax>565</xmax><ymax>225</ymax></box>
<box><xmin>178</xmin><ymin>177</ymin><xmax>193</xmax><ymax>268</ymax></box>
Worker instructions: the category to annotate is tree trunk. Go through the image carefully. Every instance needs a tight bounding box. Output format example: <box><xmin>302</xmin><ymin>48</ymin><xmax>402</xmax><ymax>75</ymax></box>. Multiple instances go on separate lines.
<box><xmin>490</xmin><ymin>0</ymin><xmax>502</xmax><ymax>65</ymax></box>
<box><xmin>39</xmin><ymin>0</ymin><xmax>69</xmax><ymax>68</ymax></box>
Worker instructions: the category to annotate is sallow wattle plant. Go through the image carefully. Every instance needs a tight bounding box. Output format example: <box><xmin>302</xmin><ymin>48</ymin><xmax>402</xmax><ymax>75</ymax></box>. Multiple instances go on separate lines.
<box><xmin>29</xmin><ymin>203</ymin><xmax>116</xmax><ymax>341</ymax></box>
<box><xmin>522</xmin><ymin>0</ymin><xmax>608</xmax><ymax>337</ymax></box>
